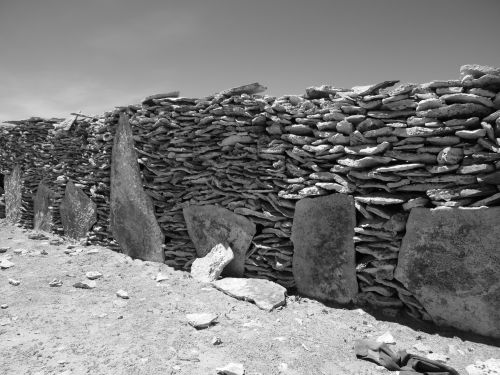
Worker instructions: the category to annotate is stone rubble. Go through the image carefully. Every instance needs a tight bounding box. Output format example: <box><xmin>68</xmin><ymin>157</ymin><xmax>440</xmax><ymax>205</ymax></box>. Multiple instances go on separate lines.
<box><xmin>0</xmin><ymin>64</ymin><xmax>499</xmax><ymax>325</ymax></box>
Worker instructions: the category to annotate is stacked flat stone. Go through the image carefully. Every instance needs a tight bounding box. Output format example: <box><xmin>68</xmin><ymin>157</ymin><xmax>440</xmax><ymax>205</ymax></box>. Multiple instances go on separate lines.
<box><xmin>0</xmin><ymin>64</ymin><xmax>499</xmax><ymax>319</ymax></box>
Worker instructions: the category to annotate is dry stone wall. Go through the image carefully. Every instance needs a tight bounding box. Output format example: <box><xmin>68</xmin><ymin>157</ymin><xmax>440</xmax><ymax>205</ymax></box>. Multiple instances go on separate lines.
<box><xmin>1</xmin><ymin>64</ymin><xmax>499</xmax><ymax>331</ymax></box>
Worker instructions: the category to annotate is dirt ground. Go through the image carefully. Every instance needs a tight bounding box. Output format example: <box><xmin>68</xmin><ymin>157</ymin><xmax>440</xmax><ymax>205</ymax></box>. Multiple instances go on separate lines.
<box><xmin>0</xmin><ymin>220</ymin><xmax>498</xmax><ymax>375</ymax></box>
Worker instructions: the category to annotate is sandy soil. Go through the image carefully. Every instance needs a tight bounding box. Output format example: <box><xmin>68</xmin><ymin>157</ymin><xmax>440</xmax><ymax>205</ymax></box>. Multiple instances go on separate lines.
<box><xmin>0</xmin><ymin>220</ymin><xmax>498</xmax><ymax>375</ymax></box>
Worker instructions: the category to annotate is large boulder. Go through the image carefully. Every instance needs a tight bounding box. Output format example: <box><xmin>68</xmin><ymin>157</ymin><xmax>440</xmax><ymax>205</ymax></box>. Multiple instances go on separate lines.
<box><xmin>395</xmin><ymin>207</ymin><xmax>500</xmax><ymax>339</ymax></box>
<box><xmin>59</xmin><ymin>181</ymin><xmax>97</xmax><ymax>240</ymax></box>
<box><xmin>291</xmin><ymin>194</ymin><xmax>358</xmax><ymax>304</ymax></box>
<box><xmin>183</xmin><ymin>205</ymin><xmax>256</xmax><ymax>277</ymax></box>
<box><xmin>110</xmin><ymin>113</ymin><xmax>165</xmax><ymax>262</ymax></box>
<box><xmin>4</xmin><ymin>165</ymin><xmax>22</xmax><ymax>224</ymax></box>
<box><xmin>33</xmin><ymin>182</ymin><xmax>54</xmax><ymax>232</ymax></box>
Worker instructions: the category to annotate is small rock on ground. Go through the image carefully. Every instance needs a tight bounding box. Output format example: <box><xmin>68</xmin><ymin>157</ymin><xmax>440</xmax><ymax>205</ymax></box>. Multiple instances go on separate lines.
<box><xmin>116</xmin><ymin>290</ymin><xmax>129</xmax><ymax>299</ymax></box>
<box><xmin>8</xmin><ymin>278</ymin><xmax>21</xmax><ymax>286</ymax></box>
<box><xmin>186</xmin><ymin>313</ymin><xmax>218</xmax><ymax>329</ymax></box>
<box><xmin>85</xmin><ymin>271</ymin><xmax>103</xmax><ymax>280</ymax></box>
<box><xmin>73</xmin><ymin>280</ymin><xmax>96</xmax><ymax>289</ymax></box>
<box><xmin>49</xmin><ymin>279</ymin><xmax>63</xmax><ymax>287</ymax></box>
<box><xmin>376</xmin><ymin>331</ymin><xmax>396</xmax><ymax>345</ymax></box>
<box><xmin>0</xmin><ymin>247</ymin><xmax>10</xmax><ymax>253</ymax></box>
<box><xmin>0</xmin><ymin>259</ymin><xmax>15</xmax><ymax>269</ymax></box>
<box><xmin>216</xmin><ymin>362</ymin><xmax>245</xmax><ymax>375</ymax></box>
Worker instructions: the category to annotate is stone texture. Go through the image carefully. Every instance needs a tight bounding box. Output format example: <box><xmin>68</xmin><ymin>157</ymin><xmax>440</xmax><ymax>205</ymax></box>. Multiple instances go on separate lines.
<box><xmin>110</xmin><ymin>113</ymin><xmax>165</xmax><ymax>262</ymax></box>
<box><xmin>183</xmin><ymin>205</ymin><xmax>256</xmax><ymax>277</ymax></box>
<box><xmin>4</xmin><ymin>164</ymin><xmax>22</xmax><ymax>224</ymax></box>
<box><xmin>291</xmin><ymin>194</ymin><xmax>358</xmax><ymax>304</ymax></box>
<box><xmin>60</xmin><ymin>181</ymin><xmax>97</xmax><ymax>240</ymax></box>
<box><xmin>190</xmin><ymin>243</ymin><xmax>234</xmax><ymax>283</ymax></box>
<box><xmin>212</xmin><ymin>277</ymin><xmax>286</xmax><ymax>311</ymax></box>
<box><xmin>186</xmin><ymin>313</ymin><xmax>218</xmax><ymax>329</ymax></box>
<box><xmin>395</xmin><ymin>207</ymin><xmax>500</xmax><ymax>338</ymax></box>
<box><xmin>33</xmin><ymin>182</ymin><xmax>54</xmax><ymax>232</ymax></box>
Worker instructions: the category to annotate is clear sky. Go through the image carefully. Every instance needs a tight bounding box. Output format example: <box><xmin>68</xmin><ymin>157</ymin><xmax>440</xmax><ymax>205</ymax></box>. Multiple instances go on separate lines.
<box><xmin>0</xmin><ymin>0</ymin><xmax>499</xmax><ymax>122</ymax></box>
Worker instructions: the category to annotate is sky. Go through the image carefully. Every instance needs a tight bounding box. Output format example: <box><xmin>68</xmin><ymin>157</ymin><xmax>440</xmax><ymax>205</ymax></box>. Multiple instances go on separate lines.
<box><xmin>0</xmin><ymin>0</ymin><xmax>499</xmax><ymax>122</ymax></box>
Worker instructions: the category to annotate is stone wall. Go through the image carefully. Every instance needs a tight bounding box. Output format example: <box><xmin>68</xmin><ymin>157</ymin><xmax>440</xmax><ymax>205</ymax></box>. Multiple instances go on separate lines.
<box><xmin>1</xmin><ymin>64</ymin><xmax>499</xmax><ymax>336</ymax></box>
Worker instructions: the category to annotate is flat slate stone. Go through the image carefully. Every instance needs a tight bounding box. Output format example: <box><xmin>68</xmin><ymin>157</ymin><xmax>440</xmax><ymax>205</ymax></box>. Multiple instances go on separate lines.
<box><xmin>212</xmin><ymin>278</ymin><xmax>286</xmax><ymax>311</ymax></box>
<box><xmin>395</xmin><ymin>207</ymin><xmax>500</xmax><ymax>339</ymax></box>
<box><xmin>60</xmin><ymin>181</ymin><xmax>97</xmax><ymax>240</ymax></box>
<box><xmin>4</xmin><ymin>165</ymin><xmax>22</xmax><ymax>224</ymax></box>
<box><xmin>291</xmin><ymin>194</ymin><xmax>358</xmax><ymax>304</ymax></box>
<box><xmin>110</xmin><ymin>113</ymin><xmax>165</xmax><ymax>262</ymax></box>
<box><xmin>183</xmin><ymin>205</ymin><xmax>256</xmax><ymax>277</ymax></box>
<box><xmin>34</xmin><ymin>182</ymin><xmax>54</xmax><ymax>232</ymax></box>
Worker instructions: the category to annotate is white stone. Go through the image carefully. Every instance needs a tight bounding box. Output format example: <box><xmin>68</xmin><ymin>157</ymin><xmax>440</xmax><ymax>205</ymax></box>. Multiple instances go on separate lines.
<box><xmin>0</xmin><ymin>259</ymin><xmax>15</xmax><ymax>269</ymax></box>
<box><xmin>216</xmin><ymin>362</ymin><xmax>245</xmax><ymax>375</ymax></box>
<box><xmin>85</xmin><ymin>271</ymin><xmax>103</xmax><ymax>280</ymax></box>
<box><xmin>191</xmin><ymin>243</ymin><xmax>234</xmax><ymax>283</ymax></box>
<box><xmin>73</xmin><ymin>280</ymin><xmax>96</xmax><ymax>289</ymax></box>
<box><xmin>116</xmin><ymin>290</ymin><xmax>129</xmax><ymax>299</ymax></box>
<box><xmin>155</xmin><ymin>272</ymin><xmax>169</xmax><ymax>282</ymax></box>
<box><xmin>376</xmin><ymin>331</ymin><xmax>396</xmax><ymax>345</ymax></box>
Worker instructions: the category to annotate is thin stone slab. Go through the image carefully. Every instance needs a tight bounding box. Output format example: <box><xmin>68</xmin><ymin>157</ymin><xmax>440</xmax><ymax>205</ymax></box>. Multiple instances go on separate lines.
<box><xmin>60</xmin><ymin>181</ymin><xmax>97</xmax><ymax>240</ymax></box>
<box><xmin>212</xmin><ymin>278</ymin><xmax>286</xmax><ymax>311</ymax></box>
<box><xmin>4</xmin><ymin>165</ymin><xmax>21</xmax><ymax>224</ymax></box>
<box><xmin>183</xmin><ymin>205</ymin><xmax>256</xmax><ymax>277</ymax></box>
<box><xmin>395</xmin><ymin>207</ymin><xmax>500</xmax><ymax>339</ymax></box>
<box><xmin>291</xmin><ymin>194</ymin><xmax>358</xmax><ymax>304</ymax></box>
<box><xmin>110</xmin><ymin>113</ymin><xmax>165</xmax><ymax>262</ymax></box>
<box><xmin>33</xmin><ymin>182</ymin><xmax>54</xmax><ymax>232</ymax></box>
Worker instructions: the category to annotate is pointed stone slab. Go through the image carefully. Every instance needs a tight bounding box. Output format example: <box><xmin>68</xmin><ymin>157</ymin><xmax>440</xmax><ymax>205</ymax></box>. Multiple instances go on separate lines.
<box><xmin>183</xmin><ymin>205</ymin><xmax>256</xmax><ymax>277</ymax></box>
<box><xmin>291</xmin><ymin>194</ymin><xmax>358</xmax><ymax>304</ymax></box>
<box><xmin>110</xmin><ymin>113</ymin><xmax>165</xmax><ymax>262</ymax></box>
<box><xmin>4</xmin><ymin>165</ymin><xmax>22</xmax><ymax>224</ymax></box>
<box><xmin>60</xmin><ymin>181</ymin><xmax>97</xmax><ymax>240</ymax></box>
<box><xmin>395</xmin><ymin>207</ymin><xmax>500</xmax><ymax>339</ymax></box>
<box><xmin>34</xmin><ymin>182</ymin><xmax>54</xmax><ymax>232</ymax></box>
<box><xmin>212</xmin><ymin>278</ymin><xmax>286</xmax><ymax>311</ymax></box>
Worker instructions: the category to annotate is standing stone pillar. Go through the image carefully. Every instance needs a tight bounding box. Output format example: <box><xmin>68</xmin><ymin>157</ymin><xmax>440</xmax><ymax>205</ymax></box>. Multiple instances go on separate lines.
<box><xmin>4</xmin><ymin>164</ymin><xmax>22</xmax><ymax>224</ymax></box>
<box><xmin>59</xmin><ymin>181</ymin><xmax>97</xmax><ymax>239</ymax></box>
<box><xmin>33</xmin><ymin>181</ymin><xmax>55</xmax><ymax>232</ymax></box>
<box><xmin>110</xmin><ymin>113</ymin><xmax>165</xmax><ymax>262</ymax></box>
<box><xmin>395</xmin><ymin>207</ymin><xmax>500</xmax><ymax>339</ymax></box>
<box><xmin>291</xmin><ymin>193</ymin><xmax>358</xmax><ymax>304</ymax></box>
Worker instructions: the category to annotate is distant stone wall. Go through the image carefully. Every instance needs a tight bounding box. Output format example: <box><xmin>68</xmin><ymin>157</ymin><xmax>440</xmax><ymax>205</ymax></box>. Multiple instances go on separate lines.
<box><xmin>1</xmin><ymin>64</ymin><xmax>499</xmax><ymax>336</ymax></box>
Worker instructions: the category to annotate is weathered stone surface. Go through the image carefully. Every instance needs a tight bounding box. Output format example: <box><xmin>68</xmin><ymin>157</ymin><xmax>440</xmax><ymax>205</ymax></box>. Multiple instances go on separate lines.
<box><xmin>212</xmin><ymin>277</ymin><xmax>286</xmax><ymax>311</ymax></box>
<box><xmin>4</xmin><ymin>165</ymin><xmax>21</xmax><ymax>224</ymax></box>
<box><xmin>190</xmin><ymin>243</ymin><xmax>234</xmax><ymax>283</ymax></box>
<box><xmin>291</xmin><ymin>194</ymin><xmax>357</xmax><ymax>303</ymax></box>
<box><xmin>183</xmin><ymin>205</ymin><xmax>256</xmax><ymax>277</ymax></box>
<box><xmin>395</xmin><ymin>207</ymin><xmax>500</xmax><ymax>338</ymax></box>
<box><xmin>110</xmin><ymin>113</ymin><xmax>165</xmax><ymax>262</ymax></box>
<box><xmin>33</xmin><ymin>182</ymin><xmax>54</xmax><ymax>232</ymax></box>
<box><xmin>60</xmin><ymin>181</ymin><xmax>97</xmax><ymax>240</ymax></box>
<box><xmin>417</xmin><ymin>103</ymin><xmax>492</xmax><ymax>119</ymax></box>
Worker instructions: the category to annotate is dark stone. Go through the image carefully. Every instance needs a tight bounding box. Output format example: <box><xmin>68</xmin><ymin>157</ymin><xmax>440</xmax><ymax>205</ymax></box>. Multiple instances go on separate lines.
<box><xmin>291</xmin><ymin>194</ymin><xmax>358</xmax><ymax>304</ymax></box>
<box><xmin>183</xmin><ymin>205</ymin><xmax>256</xmax><ymax>277</ymax></box>
<box><xmin>60</xmin><ymin>181</ymin><xmax>97</xmax><ymax>240</ymax></box>
<box><xmin>395</xmin><ymin>207</ymin><xmax>500</xmax><ymax>339</ymax></box>
<box><xmin>33</xmin><ymin>182</ymin><xmax>54</xmax><ymax>232</ymax></box>
<box><xmin>4</xmin><ymin>165</ymin><xmax>22</xmax><ymax>224</ymax></box>
<box><xmin>110</xmin><ymin>113</ymin><xmax>165</xmax><ymax>262</ymax></box>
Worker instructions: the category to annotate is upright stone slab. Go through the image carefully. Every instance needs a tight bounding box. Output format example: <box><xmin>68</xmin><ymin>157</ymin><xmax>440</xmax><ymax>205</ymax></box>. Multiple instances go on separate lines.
<box><xmin>395</xmin><ymin>207</ymin><xmax>500</xmax><ymax>339</ymax></box>
<box><xmin>60</xmin><ymin>181</ymin><xmax>97</xmax><ymax>240</ymax></box>
<box><xmin>34</xmin><ymin>182</ymin><xmax>54</xmax><ymax>232</ymax></box>
<box><xmin>110</xmin><ymin>113</ymin><xmax>165</xmax><ymax>262</ymax></box>
<box><xmin>291</xmin><ymin>194</ymin><xmax>358</xmax><ymax>304</ymax></box>
<box><xmin>4</xmin><ymin>165</ymin><xmax>22</xmax><ymax>224</ymax></box>
<box><xmin>183</xmin><ymin>205</ymin><xmax>256</xmax><ymax>277</ymax></box>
